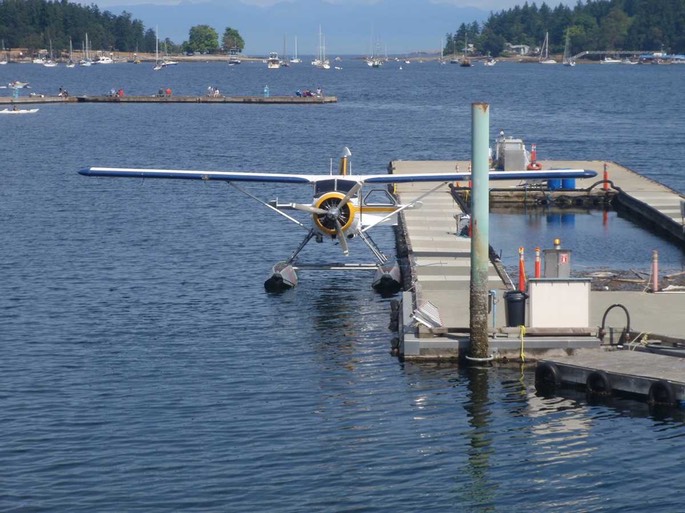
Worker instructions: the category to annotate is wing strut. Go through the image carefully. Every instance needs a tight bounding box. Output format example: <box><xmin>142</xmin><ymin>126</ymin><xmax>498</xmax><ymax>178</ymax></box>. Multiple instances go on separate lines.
<box><xmin>286</xmin><ymin>229</ymin><xmax>317</xmax><ymax>264</ymax></box>
<box><xmin>361</xmin><ymin>181</ymin><xmax>449</xmax><ymax>234</ymax></box>
<box><xmin>228</xmin><ymin>182</ymin><xmax>309</xmax><ymax>231</ymax></box>
<box><xmin>357</xmin><ymin>231</ymin><xmax>389</xmax><ymax>264</ymax></box>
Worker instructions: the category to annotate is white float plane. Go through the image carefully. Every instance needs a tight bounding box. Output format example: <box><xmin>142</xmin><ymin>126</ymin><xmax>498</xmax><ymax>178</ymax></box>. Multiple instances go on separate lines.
<box><xmin>80</xmin><ymin>147</ymin><xmax>597</xmax><ymax>292</ymax></box>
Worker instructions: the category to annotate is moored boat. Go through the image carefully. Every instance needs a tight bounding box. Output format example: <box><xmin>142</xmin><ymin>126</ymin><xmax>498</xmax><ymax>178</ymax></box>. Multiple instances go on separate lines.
<box><xmin>267</xmin><ymin>52</ymin><xmax>281</xmax><ymax>69</ymax></box>
<box><xmin>1</xmin><ymin>107</ymin><xmax>39</xmax><ymax>114</ymax></box>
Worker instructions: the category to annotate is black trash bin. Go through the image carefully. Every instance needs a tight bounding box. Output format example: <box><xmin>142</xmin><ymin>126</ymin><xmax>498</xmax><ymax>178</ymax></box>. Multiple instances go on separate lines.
<box><xmin>504</xmin><ymin>290</ymin><xmax>527</xmax><ymax>327</ymax></box>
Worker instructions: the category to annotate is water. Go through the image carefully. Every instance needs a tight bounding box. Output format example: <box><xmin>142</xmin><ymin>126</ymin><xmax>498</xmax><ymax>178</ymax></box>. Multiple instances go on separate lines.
<box><xmin>2</xmin><ymin>60</ymin><xmax>685</xmax><ymax>512</ymax></box>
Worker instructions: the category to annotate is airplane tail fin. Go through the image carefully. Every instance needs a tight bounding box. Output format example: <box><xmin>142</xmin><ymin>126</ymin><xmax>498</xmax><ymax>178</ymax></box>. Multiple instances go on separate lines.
<box><xmin>339</xmin><ymin>146</ymin><xmax>352</xmax><ymax>175</ymax></box>
<box><xmin>339</xmin><ymin>155</ymin><xmax>349</xmax><ymax>175</ymax></box>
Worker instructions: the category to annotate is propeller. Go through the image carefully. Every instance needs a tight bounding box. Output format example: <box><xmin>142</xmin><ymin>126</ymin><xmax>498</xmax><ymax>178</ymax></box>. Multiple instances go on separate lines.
<box><xmin>335</xmin><ymin>219</ymin><xmax>349</xmax><ymax>255</ymax></box>
<box><xmin>293</xmin><ymin>183</ymin><xmax>362</xmax><ymax>256</ymax></box>
<box><xmin>339</xmin><ymin>182</ymin><xmax>362</xmax><ymax>208</ymax></box>
<box><xmin>291</xmin><ymin>203</ymin><xmax>327</xmax><ymax>215</ymax></box>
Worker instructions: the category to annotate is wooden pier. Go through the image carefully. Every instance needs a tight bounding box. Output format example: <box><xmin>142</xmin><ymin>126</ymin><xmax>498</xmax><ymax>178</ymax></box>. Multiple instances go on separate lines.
<box><xmin>0</xmin><ymin>95</ymin><xmax>337</xmax><ymax>105</ymax></box>
<box><xmin>390</xmin><ymin>159</ymin><xmax>685</xmax><ymax>365</ymax></box>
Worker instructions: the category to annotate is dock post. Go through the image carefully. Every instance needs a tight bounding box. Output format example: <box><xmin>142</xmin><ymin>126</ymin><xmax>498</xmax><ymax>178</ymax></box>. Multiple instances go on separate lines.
<box><xmin>468</xmin><ymin>103</ymin><xmax>491</xmax><ymax>360</ymax></box>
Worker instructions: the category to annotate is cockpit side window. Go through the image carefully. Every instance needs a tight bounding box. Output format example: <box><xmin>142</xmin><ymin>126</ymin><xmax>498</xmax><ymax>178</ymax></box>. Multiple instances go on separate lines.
<box><xmin>363</xmin><ymin>189</ymin><xmax>398</xmax><ymax>206</ymax></box>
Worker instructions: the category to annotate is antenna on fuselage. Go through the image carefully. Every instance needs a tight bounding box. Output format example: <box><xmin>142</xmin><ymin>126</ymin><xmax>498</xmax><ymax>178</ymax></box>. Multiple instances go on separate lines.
<box><xmin>339</xmin><ymin>146</ymin><xmax>352</xmax><ymax>176</ymax></box>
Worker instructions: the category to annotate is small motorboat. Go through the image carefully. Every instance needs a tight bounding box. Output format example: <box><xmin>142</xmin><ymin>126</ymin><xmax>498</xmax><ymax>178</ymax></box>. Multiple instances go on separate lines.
<box><xmin>0</xmin><ymin>107</ymin><xmax>39</xmax><ymax>114</ymax></box>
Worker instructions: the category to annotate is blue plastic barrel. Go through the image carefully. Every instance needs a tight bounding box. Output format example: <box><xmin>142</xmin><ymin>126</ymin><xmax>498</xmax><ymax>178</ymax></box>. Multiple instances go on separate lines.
<box><xmin>562</xmin><ymin>178</ymin><xmax>576</xmax><ymax>190</ymax></box>
<box><xmin>548</xmin><ymin>179</ymin><xmax>562</xmax><ymax>190</ymax></box>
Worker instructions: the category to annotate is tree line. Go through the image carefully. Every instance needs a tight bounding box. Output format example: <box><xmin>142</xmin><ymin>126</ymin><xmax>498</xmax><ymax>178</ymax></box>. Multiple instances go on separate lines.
<box><xmin>0</xmin><ymin>0</ymin><xmax>244</xmax><ymax>55</ymax></box>
<box><xmin>446</xmin><ymin>0</ymin><xmax>685</xmax><ymax>58</ymax></box>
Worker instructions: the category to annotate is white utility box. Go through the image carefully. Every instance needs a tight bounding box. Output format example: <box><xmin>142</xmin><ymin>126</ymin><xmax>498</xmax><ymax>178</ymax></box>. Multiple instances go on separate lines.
<box><xmin>528</xmin><ymin>278</ymin><xmax>591</xmax><ymax>328</ymax></box>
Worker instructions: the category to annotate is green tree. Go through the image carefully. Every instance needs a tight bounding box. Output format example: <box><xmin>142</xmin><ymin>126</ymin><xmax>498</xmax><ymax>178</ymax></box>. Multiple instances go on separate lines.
<box><xmin>599</xmin><ymin>7</ymin><xmax>632</xmax><ymax>50</ymax></box>
<box><xmin>222</xmin><ymin>27</ymin><xmax>244</xmax><ymax>52</ymax></box>
<box><xmin>186</xmin><ymin>24</ymin><xmax>218</xmax><ymax>53</ymax></box>
<box><xmin>0</xmin><ymin>0</ymin><xmax>150</xmax><ymax>53</ymax></box>
<box><xmin>478</xmin><ymin>27</ymin><xmax>506</xmax><ymax>57</ymax></box>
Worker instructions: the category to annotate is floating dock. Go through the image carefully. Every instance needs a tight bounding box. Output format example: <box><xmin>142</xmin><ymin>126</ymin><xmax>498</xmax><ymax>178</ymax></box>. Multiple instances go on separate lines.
<box><xmin>536</xmin><ymin>349</ymin><xmax>685</xmax><ymax>407</ymax></box>
<box><xmin>390</xmin><ymin>158</ymin><xmax>685</xmax><ymax>405</ymax></box>
<box><xmin>0</xmin><ymin>95</ymin><xmax>337</xmax><ymax>105</ymax></box>
<box><xmin>390</xmin><ymin>159</ymin><xmax>685</xmax><ymax>363</ymax></box>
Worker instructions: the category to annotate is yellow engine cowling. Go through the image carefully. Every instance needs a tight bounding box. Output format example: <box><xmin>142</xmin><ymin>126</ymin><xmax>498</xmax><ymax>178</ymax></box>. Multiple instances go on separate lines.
<box><xmin>312</xmin><ymin>192</ymin><xmax>356</xmax><ymax>236</ymax></box>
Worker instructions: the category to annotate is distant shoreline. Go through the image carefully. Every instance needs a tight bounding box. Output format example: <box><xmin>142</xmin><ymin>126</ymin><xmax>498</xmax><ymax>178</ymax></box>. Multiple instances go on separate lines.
<box><xmin>3</xmin><ymin>50</ymin><xmax>615</xmax><ymax>65</ymax></box>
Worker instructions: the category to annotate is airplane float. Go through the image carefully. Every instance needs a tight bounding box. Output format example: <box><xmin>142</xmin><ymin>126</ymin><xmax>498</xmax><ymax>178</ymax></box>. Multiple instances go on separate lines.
<box><xmin>79</xmin><ymin>148</ymin><xmax>597</xmax><ymax>293</ymax></box>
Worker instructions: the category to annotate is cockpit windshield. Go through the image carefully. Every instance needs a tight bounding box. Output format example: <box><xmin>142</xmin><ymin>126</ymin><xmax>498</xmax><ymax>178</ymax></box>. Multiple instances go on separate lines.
<box><xmin>314</xmin><ymin>179</ymin><xmax>357</xmax><ymax>196</ymax></box>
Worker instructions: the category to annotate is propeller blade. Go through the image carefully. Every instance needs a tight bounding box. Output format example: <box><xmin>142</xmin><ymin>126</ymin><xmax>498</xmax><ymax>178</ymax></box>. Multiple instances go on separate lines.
<box><xmin>335</xmin><ymin>219</ymin><xmax>349</xmax><ymax>256</ymax></box>
<box><xmin>338</xmin><ymin>182</ymin><xmax>362</xmax><ymax>209</ymax></box>
<box><xmin>292</xmin><ymin>203</ymin><xmax>327</xmax><ymax>215</ymax></box>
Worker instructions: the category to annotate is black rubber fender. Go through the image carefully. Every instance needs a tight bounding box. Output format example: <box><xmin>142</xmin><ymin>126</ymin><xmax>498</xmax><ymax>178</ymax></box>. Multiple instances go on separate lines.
<box><xmin>648</xmin><ymin>380</ymin><xmax>677</xmax><ymax>407</ymax></box>
<box><xmin>586</xmin><ymin>370</ymin><xmax>612</xmax><ymax>396</ymax></box>
<box><xmin>535</xmin><ymin>361</ymin><xmax>561</xmax><ymax>390</ymax></box>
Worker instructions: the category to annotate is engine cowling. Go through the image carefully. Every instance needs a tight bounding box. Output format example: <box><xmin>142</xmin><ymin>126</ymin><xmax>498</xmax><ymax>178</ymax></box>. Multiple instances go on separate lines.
<box><xmin>312</xmin><ymin>192</ymin><xmax>356</xmax><ymax>236</ymax></box>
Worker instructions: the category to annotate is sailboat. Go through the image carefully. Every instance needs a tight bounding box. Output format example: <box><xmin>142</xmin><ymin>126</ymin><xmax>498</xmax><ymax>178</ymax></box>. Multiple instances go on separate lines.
<box><xmin>153</xmin><ymin>28</ymin><xmax>164</xmax><ymax>70</ymax></box>
<box><xmin>279</xmin><ymin>36</ymin><xmax>289</xmax><ymax>67</ymax></box>
<box><xmin>66</xmin><ymin>38</ymin><xmax>76</xmax><ymax>67</ymax></box>
<box><xmin>449</xmin><ymin>37</ymin><xmax>460</xmax><ymax>64</ymax></box>
<box><xmin>79</xmin><ymin>33</ymin><xmax>93</xmax><ymax>66</ymax></box>
<box><xmin>539</xmin><ymin>32</ymin><xmax>557</xmax><ymax>64</ymax></box>
<box><xmin>312</xmin><ymin>26</ymin><xmax>330</xmax><ymax>69</ymax></box>
<box><xmin>366</xmin><ymin>38</ymin><xmax>383</xmax><ymax>67</ymax></box>
<box><xmin>562</xmin><ymin>30</ymin><xmax>575</xmax><ymax>66</ymax></box>
<box><xmin>460</xmin><ymin>34</ymin><xmax>472</xmax><ymax>67</ymax></box>
<box><xmin>289</xmin><ymin>36</ymin><xmax>301</xmax><ymax>64</ymax></box>
<box><xmin>1</xmin><ymin>39</ymin><xmax>9</xmax><ymax>64</ymax></box>
<box><xmin>43</xmin><ymin>39</ymin><xmax>58</xmax><ymax>67</ymax></box>
<box><xmin>161</xmin><ymin>40</ymin><xmax>178</xmax><ymax>66</ymax></box>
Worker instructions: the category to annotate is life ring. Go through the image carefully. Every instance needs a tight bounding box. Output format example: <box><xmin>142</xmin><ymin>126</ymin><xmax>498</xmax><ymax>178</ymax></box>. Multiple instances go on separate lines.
<box><xmin>648</xmin><ymin>380</ymin><xmax>677</xmax><ymax>407</ymax></box>
<box><xmin>586</xmin><ymin>371</ymin><xmax>612</xmax><ymax>396</ymax></box>
<box><xmin>535</xmin><ymin>361</ymin><xmax>561</xmax><ymax>391</ymax></box>
<box><xmin>527</xmin><ymin>162</ymin><xmax>542</xmax><ymax>170</ymax></box>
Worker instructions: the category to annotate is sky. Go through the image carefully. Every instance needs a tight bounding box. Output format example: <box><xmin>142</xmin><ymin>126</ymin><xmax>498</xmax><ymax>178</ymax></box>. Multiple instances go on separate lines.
<box><xmin>83</xmin><ymin>0</ymin><xmax>577</xmax><ymax>55</ymax></box>
<box><xmin>90</xmin><ymin>0</ymin><xmax>569</xmax><ymax>7</ymax></box>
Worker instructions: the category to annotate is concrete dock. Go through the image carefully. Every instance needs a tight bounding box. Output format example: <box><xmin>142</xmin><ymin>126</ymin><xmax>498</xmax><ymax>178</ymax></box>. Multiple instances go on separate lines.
<box><xmin>0</xmin><ymin>95</ymin><xmax>337</xmax><ymax>105</ymax></box>
<box><xmin>390</xmin><ymin>159</ymin><xmax>685</xmax><ymax>364</ymax></box>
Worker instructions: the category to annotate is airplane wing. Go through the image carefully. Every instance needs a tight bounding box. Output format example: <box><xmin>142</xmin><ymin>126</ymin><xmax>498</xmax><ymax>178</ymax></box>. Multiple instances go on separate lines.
<box><xmin>362</xmin><ymin>169</ymin><xmax>598</xmax><ymax>183</ymax></box>
<box><xmin>79</xmin><ymin>167</ymin><xmax>317</xmax><ymax>183</ymax></box>
<box><xmin>80</xmin><ymin>167</ymin><xmax>597</xmax><ymax>183</ymax></box>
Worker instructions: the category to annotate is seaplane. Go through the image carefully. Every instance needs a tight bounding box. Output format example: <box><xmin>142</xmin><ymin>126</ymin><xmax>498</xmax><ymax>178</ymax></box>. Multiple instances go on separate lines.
<box><xmin>79</xmin><ymin>148</ymin><xmax>597</xmax><ymax>293</ymax></box>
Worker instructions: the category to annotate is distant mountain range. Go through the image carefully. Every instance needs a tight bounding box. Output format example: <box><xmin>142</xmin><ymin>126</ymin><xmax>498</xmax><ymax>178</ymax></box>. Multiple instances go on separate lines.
<box><xmin>104</xmin><ymin>0</ymin><xmax>488</xmax><ymax>56</ymax></box>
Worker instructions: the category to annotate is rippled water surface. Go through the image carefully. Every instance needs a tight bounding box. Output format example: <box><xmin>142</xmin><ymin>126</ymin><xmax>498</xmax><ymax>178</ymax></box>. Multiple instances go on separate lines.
<box><xmin>2</xmin><ymin>60</ymin><xmax>685</xmax><ymax>512</ymax></box>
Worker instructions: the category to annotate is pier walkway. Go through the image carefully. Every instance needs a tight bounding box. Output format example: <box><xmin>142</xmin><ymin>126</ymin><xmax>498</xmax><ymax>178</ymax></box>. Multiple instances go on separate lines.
<box><xmin>0</xmin><ymin>95</ymin><xmax>337</xmax><ymax>105</ymax></box>
<box><xmin>390</xmin><ymin>159</ymin><xmax>685</xmax><ymax>361</ymax></box>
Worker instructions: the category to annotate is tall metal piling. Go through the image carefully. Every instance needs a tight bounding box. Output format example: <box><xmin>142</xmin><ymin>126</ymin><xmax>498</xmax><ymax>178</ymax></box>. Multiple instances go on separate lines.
<box><xmin>468</xmin><ymin>103</ymin><xmax>491</xmax><ymax>360</ymax></box>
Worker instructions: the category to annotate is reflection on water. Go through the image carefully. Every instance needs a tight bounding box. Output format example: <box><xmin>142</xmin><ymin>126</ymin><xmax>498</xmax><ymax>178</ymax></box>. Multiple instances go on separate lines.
<box><xmin>491</xmin><ymin>208</ymin><xmax>685</xmax><ymax>273</ymax></box>
<box><xmin>461</xmin><ymin>366</ymin><xmax>496</xmax><ymax>509</ymax></box>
